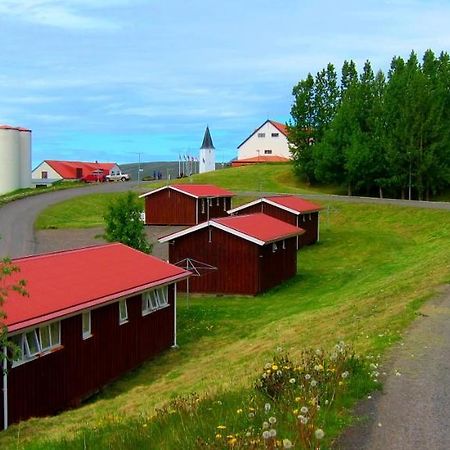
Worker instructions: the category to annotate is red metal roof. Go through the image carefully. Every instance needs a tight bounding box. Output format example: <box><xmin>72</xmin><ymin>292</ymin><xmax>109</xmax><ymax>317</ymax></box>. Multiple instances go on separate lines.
<box><xmin>213</xmin><ymin>213</ymin><xmax>304</xmax><ymax>244</ymax></box>
<box><xmin>265</xmin><ymin>195</ymin><xmax>323</xmax><ymax>213</ymax></box>
<box><xmin>5</xmin><ymin>244</ymin><xmax>190</xmax><ymax>332</ymax></box>
<box><xmin>45</xmin><ymin>160</ymin><xmax>117</xmax><ymax>179</ymax></box>
<box><xmin>0</xmin><ymin>124</ymin><xmax>31</xmax><ymax>132</ymax></box>
<box><xmin>171</xmin><ymin>184</ymin><xmax>234</xmax><ymax>198</ymax></box>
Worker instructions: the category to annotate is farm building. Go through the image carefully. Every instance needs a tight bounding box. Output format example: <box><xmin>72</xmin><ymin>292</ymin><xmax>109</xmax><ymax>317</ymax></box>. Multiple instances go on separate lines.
<box><xmin>139</xmin><ymin>184</ymin><xmax>234</xmax><ymax>226</ymax></box>
<box><xmin>228</xmin><ymin>196</ymin><xmax>323</xmax><ymax>248</ymax></box>
<box><xmin>1</xmin><ymin>243</ymin><xmax>190</xmax><ymax>429</ymax></box>
<box><xmin>31</xmin><ymin>160</ymin><xmax>120</xmax><ymax>184</ymax></box>
<box><xmin>159</xmin><ymin>213</ymin><xmax>304</xmax><ymax>295</ymax></box>
<box><xmin>0</xmin><ymin>125</ymin><xmax>32</xmax><ymax>195</ymax></box>
<box><xmin>232</xmin><ymin>120</ymin><xmax>291</xmax><ymax>167</ymax></box>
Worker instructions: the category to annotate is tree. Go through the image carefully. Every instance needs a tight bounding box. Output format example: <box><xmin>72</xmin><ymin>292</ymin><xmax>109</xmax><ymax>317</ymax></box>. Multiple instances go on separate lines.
<box><xmin>1</xmin><ymin>251</ymin><xmax>28</xmax><ymax>371</ymax></box>
<box><xmin>103</xmin><ymin>192</ymin><xmax>152</xmax><ymax>254</ymax></box>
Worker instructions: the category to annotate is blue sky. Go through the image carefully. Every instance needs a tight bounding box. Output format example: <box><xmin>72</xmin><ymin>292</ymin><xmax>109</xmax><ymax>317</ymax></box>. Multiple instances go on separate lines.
<box><xmin>1</xmin><ymin>0</ymin><xmax>450</xmax><ymax>167</ymax></box>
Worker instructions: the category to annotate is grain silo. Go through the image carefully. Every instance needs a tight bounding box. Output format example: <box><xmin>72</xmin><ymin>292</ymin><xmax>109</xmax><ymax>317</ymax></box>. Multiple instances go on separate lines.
<box><xmin>0</xmin><ymin>125</ymin><xmax>32</xmax><ymax>195</ymax></box>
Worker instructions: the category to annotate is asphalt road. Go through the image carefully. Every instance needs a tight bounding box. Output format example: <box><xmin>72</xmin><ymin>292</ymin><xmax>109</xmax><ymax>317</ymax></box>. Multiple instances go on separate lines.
<box><xmin>0</xmin><ymin>181</ymin><xmax>144</xmax><ymax>258</ymax></box>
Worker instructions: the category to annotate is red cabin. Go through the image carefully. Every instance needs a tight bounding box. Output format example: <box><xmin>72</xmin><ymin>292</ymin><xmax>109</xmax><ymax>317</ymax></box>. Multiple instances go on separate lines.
<box><xmin>139</xmin><ymin>184</ymin><xmax>235</xmax><ymax>226</ymax></box>
<box><xmin>228</xmin><ymin>196</ymin><xmax>323</xmax><ymax>248</ymax></box>
<box><xmin>159</xmin><ymin>213</ymin><xmax>304</xmax><ymax>296</ymax></box>
<box><xmin>1</xmin><ymin>244</ymin><xmax>190</xmax><ymax>429</ymax></box>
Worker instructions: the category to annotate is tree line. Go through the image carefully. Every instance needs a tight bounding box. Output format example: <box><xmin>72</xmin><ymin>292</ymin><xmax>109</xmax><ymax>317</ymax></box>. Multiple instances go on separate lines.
<box><xmin>287</xmin><ymin>50</ymin><xmax>450</xmax><ymax>199</ymax></box>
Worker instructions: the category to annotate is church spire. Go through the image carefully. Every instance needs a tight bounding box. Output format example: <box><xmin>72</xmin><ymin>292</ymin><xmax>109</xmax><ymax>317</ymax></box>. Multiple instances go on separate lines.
<box><xmin>200</xmin><ymin>126</ymin><xmax>215</xmax><ymax>149</ymax></box>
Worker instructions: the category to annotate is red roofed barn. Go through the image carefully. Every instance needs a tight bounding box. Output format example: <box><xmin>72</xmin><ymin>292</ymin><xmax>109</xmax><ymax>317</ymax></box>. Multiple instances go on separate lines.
<box><xmin>139</xmin><ymin>184</ymin><xmax>235</xmax><ymax>226</ymax></box>
<box><xmin>228</xmin><ymin>196</ymin><xmax>323</xmax><ymax>247</ymax></box>
<box><xmin>159</xmin><ymin>213</ymin><xmax>304</xmax><ymax>295</ymax></box>
<box><xmin>2</xmin><ymin>244</ymin><xmax>190</xmax><ymax>428</ymax></box>
<box><xmin>31</xmin><ymin>160</ymin><xmax>120</xmax><ymax>182</ymax></box>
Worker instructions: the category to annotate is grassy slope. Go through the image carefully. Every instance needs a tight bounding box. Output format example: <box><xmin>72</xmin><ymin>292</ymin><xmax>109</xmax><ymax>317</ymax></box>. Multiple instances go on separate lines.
<box><xmin>4</xmin><ymin>201</ymin><xmax>450</xmax><ymax>448</ymax></box>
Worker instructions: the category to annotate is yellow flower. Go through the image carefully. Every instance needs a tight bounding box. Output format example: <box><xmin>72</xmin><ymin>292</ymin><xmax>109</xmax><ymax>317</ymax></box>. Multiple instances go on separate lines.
<box><xmin>142</xmin><ymin>423</ymin><xmax>148</xmax><ymax>428</ymax></box>
<box><xmin>295</xmin><ymin>397</ymin><xmax>301</xmax><ymax>402</ymax></box>
<box><xmin>272</xmin><ymin>364</ymin><xmax>279</xmax><ymax>370</ymax></box>
<box><xmin>216</xmin><ymin>434</ymin><xmax>222</xmax><ymax>439</ymax></box>
<box><xmin>236</xmin><ymin>408</ymin><xmax>243</xmax><ymax>414</ymax></box>
<box><xmin>293</xmin><ymin>409</ymin><xmax>299</xmax><ymax>414</ymax></box>
<box><xmin>217</xmin><ymin>425</ymin><xmax>227</xmax><ymax>430</ymax></box>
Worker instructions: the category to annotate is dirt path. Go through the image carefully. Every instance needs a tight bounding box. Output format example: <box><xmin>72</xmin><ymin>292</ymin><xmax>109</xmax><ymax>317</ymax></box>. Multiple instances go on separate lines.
<box><xmin>337</xmin><ymin>285</ymin><xmax>450</xmax><ymax>449</ymax></box>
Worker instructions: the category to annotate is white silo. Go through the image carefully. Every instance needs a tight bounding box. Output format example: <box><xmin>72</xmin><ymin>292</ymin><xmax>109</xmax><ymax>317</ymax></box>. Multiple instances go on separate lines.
<box><xmin>0</xmin><ymin>125</ymin><xmax>21</xmax><ymax>195</ymax></box>
<box><xmin>18</xmin><ymin>127</ymin><xmax>32</xmax><ymax>189</ymax></box>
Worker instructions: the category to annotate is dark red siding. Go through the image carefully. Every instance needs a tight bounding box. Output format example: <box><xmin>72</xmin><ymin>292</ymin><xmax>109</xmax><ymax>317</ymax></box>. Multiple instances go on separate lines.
<box><xmin>145</xmin><ymin>189</ymin><xmax>232</xmax><ymax>225</ymax></box>
<box><xmin>234</xmin><ymin>203</ymin><xmax>319</xmax><ymax>247</ymax></box>
<box><xmin>2</xmin><ymin>286</ymin><xmax>175</xmax><ymax>426</ymax></box>
<box><xmin>145</xmin><ymin>189</ymin><xmax>197</xmax><ymax>225</ymax></box>
<box><xmin>169</xmin><ymin>227</ymin><xmax>297</xmax><ymax>295</ymax></box>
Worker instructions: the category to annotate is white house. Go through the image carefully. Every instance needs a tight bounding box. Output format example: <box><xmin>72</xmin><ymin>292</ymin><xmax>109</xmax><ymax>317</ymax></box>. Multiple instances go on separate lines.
<box><xmin>233</xmin><ymin>119</ymin><xmax>291</xmax><ymax>166</ymax></box>
<box><xmin>0</xmin><ymin>125</ymin><xmax>32</xmax><ymax>195</ymax></box>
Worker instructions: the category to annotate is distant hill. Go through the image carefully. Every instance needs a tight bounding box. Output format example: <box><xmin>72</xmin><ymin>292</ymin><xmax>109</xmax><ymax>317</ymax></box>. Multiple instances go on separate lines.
<box><xmin>119</xmin><ymin>161</ymin><xmax>229</xmax><ymax>181</ymax></box>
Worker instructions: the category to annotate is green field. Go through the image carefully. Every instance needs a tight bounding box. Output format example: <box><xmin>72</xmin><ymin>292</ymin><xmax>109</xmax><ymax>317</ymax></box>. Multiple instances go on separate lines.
<box><xmin>7</xmin><ymin>164</ymin><xmax>450</xmax><ymax>448</ymax></box>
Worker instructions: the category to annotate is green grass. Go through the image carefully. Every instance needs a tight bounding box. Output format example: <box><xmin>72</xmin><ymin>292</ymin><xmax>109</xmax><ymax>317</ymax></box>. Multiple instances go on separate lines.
<box><xmin>4</xmin><ymin>201</ymin><xmax>450</xmax><ymax>449</ymax></box>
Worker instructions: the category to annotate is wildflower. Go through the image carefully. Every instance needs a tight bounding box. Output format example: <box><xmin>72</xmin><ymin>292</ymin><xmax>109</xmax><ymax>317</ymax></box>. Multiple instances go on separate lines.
<box><xmin>315</xmin><ymin>348</ymin><xmax>322</xmax><ymax>356</ymax></box>
<box><xmin>142</xmin><ymin>423</ymin><xmax>147</xmax><ymax>428</ymax></box>
<box><xmin>339</xmin><ymin>381</ymin><xmax>343</xmax><ymax>386</ymax></box>
<box><xmin>315</xmin><ymin>429</ymin><xmax>325</xmax><ymax>439</ymax></box>
<box><xmin>293</xmin><ymin>409</ymin><xmax>298</xmax><ymax>414</ymax></box>
<box><xmin>269</xmin><ymin>416</ymin><xmax>277</xmax><ymax>425</ymax></box>
<box><xmin>263</xmin><ymin>421</ymin><xmax>269</xmax><ymax>429</ymax></box>
<box><xmin>265</xmin><ymin>403</ymin><xmax>271</xmax><ymax>413</ymax></box>
<box><xmin>330</xmin><ymin>352</ymin><xmax>338</xmax><ymax>360</ymax></box>
<box><xmin>341</xmin><ymin>371</ymin><xmax>349</xmax><ymax>379</ymax></box>
<box><xmin>272</xmin><ymin>365</ymin><xmax>279</xmax><ymax>371</ymax></box>
<box><xmin>262</xmin><ymin>430</ymin><xmax>271</xmax><ymax>440</ymax></box>
<box><xmin>283</xmin><ymin>438</ymin><xmax>293</xmax><ymax>449</ymax></box>
<box><xmin>311</xmin><ymin>380</ymin><xmax>318</xmax><ymax>387</ymax></box>
<box><xmin>277</xmin><ymin>370</ymin><xmax>282</xmax><ymax>376</ymax></box>
<box><xmin>298</xmin><ymin>415</ymin><xmax>308</xmax><ymax>424</ymax></box>
<box><xmin>289</xmin><ymin>378</ymin><xmax>296</xmax><ymax>384</ymax></box>
<box><xmin>305</xmin><ymin>374</ymin><xmax>311</xmax><ymax>380</ymax></box>
<box><xmin>216</xmin><ymin>400</ymin><xmax>223</xmax><ymax>405</ymax></box>
<box><xmin>236</xmin><ymin>408</ymin><xmax>243</xmax><ymax>414</ymax></box>
<box><xmin>248</xmin><ymin>412</ymin><xmax>255</xmax><ymax>418</ymax></box>
<box><xmin>300</xmin><ymin>406</ymin><xmax>308</xmax><ymax>414</ymax></box>
<box><xmin>270</xmin><ymin>429</ymin><xmax>277</xmax><ymax>437</ymax></box>
<box><xmin>264</xmin><ymin>363</ymin><xmax>272</xmax><ymax>370</ymax></box>
<box><xmin>246</xmin><ymin>432</ymin><xmax>251</xmax><ymax>437</ymax></box>
<box><xmin>295</xmin><ymin>397</ymin><xmax>301</xmax><ymax>402</ymax></box>
<box><xmin>217</xmin><ymin>425</ymin><xmax>227</xmax><ymax>430</ymax></box>
<box><xmin>228</xmin><ymin>437</ymin><xmax>237</xmax><ymax>445</ymax></box>
<box><xmin>216</xmin><ymin>434</ymin><xmax>222</xmax><ymax>439</ymax></box>
<box><xmin>277</xmin><ymin>346</ymin><xmax>283</xmax><ymax>352</ymax></box>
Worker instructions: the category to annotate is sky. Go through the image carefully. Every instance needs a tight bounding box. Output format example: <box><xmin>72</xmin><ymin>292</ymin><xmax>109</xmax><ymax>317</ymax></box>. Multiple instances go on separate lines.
<box><xmin>1</xmin><ymin>0</ymin><xmax>450</xmax><ymax>167</ymax></box>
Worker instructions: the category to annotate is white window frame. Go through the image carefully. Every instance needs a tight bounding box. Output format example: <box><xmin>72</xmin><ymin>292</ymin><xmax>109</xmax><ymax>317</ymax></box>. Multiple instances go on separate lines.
<box><xmin>82</xmin><ymin>311</ymin><xmax>92</xmax><ymax>339</ymax></box>
<box><xmin>271</xmin><ymin>132</ymin><xmax>279</xmax><ymax>137</ymax></box>
<box><xmin>11</xmin><ymin>321</ymin><xmax>61</xmax><ymax>367</ymax></box>
<box><xmin>119</xmin><ymin>299</ymin><xmax>128</xmax><ymax>324</ymax></box>
<box><xmin>142</xmin><ymin>286</ymin><xmax>169</xmax><ymax>315</ymax></box>
<box><xmin>264</xmin><ymin>150</ymin><xmax>272</xmax><ymax>155</ymax></box>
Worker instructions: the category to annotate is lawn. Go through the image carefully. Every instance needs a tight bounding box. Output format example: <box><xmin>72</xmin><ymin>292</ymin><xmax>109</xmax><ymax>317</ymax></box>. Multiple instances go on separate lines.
<box><xmin>4</xmin><ymin>201</ymin><xmax>450</xmax><ymax>449</ymax></box>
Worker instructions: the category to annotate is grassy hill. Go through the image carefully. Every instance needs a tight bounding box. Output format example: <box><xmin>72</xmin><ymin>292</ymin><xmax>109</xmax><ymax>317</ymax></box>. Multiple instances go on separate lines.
<box><xmin>5</xmin><ymin>164</ymin><xmax>450</xmax><ymax>449</ymax></box>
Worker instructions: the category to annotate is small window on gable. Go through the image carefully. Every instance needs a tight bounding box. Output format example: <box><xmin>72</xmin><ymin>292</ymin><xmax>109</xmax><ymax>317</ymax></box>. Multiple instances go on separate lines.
<box><xmin>82</xmin><ymin>311</ymin><xmax>92</xmax><ymax>339</ymax></box>
<box><xmin>41</xmin><ymin>171</ymin><xmax>48</xmax><ymax>179</ymax></box>
<box><xmin>271</xmin><ymin>132</ymin><xmax>279</xmax><ymax>137</ymax></box>
<box><xmin>119</xmin><ymin>300</ymin><xmax>128</xmax><ymax>324</ymax></box>
<box><xmin>272</xmin><ymin>242</ymin><xmax>278</xmax><ymax>253</ymax></box>
<box><xmin>257</xmin><ymin>132</ymin><xmax>265</xmax><ymax>138</ymax></box>
<box><xmin>264</xmin><ymin>150</ymin><xmax>272</xmax><ymax>155</ymax></box>
<box><xmin>201</xmin><ymin>199</ymin><xmax>205</xmax><ymax>214</ymax></box>
<box><xmin>142</xmin><ymin>287</ymin><xmax>169</xmax><ymax>315</ymax></box>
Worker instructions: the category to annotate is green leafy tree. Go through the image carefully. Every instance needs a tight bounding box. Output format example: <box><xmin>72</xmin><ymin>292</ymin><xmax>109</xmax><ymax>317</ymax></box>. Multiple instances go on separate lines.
<box><xmin>1</xmin><ymin>251</ymin><xmax>28</xmax><ymax>370</ymax></box>
<box><xmin>103</xmin><ymin>192</ymin><xmax>152</xmax><ymax>254</ymax></box>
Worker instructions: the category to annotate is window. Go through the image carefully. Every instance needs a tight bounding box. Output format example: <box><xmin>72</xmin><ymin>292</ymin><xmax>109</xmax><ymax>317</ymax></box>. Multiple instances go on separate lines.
<box><xmin>201</xmin><ymin>199</ymin><xmax>205</xmax><ymax>214</ymax></box>
<box><xmin>11</xmin><ymin>321</ymin><xmax>61</xmax><ymax>367</ymax></box>
<box><xmin>41</xmin><ymin>171</ymin><xmax>48</xmax><ymax>179</ymax></box>
<box><xmin>119</xmin><ymin>300</ymin><xmax>128</xmax><ymax>324</ymax></box>
<box><xmin>142</xmin><ymin>286</ymin><xmax>169</xmax><ymax>315</ymax></box>
<box><xmin>264</xmin><ymin>150</ymin><xmax>272</xmax><ymax>155</ymax></box>
<box><xmin>82</xmin><ymin>311</ymin><xmax>92</xmax><ymax>339</ymax></box>
<box><xmin>272</xmin><ymin>242</ymin><xmax>278</xmax><ymax>253</ymax></box>
<box><xmin>257</xmin><ymin>132</ymin><xmax>265</xmax><ymax>138</ymax></box>
<box><xmin>271</xmin><ymin>133</ymin><xmax>279</xmax><ymax>137</ymax></box>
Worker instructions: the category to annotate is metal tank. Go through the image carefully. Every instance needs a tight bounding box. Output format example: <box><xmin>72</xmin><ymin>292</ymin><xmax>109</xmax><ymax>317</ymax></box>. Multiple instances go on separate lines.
<box><xmin>0</xmin><ymin>125</ymin><xmax>21</xmax><ymax>195</ymax></box>
<box><xmin>18</xmin><ymin>127</ymin><xmax>32</xmax><ymax>189</ymax></box>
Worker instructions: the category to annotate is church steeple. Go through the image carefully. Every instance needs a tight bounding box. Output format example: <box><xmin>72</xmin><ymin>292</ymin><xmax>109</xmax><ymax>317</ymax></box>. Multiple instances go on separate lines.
<box><xmin>200</xmin><ymin>126</ymin><xmax>215</xmax><ymax>149</ymax></box>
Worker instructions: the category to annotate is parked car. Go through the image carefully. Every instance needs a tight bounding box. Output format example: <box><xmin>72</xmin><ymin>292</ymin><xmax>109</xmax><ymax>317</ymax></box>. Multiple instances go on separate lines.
<box><xmin>105</xmin><ymin>170</ymin><xmax>130</xmax><ymax>182</ymax></box>
<box><xmin>81</xmin><ymin>169</ymin><xmax>106</xmax><ymax>183</ymax></box>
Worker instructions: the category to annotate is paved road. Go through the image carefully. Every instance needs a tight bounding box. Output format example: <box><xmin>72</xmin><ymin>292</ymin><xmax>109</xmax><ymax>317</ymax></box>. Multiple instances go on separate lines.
<box><xmin>0</xmin><ymin>182</ymin><xmax>145</xmax><ymax>258</ymax></box>
<box><xmin>337</xmin><ymin>286</ymin><xmax>450</xmax><ymax>449</ymax></box>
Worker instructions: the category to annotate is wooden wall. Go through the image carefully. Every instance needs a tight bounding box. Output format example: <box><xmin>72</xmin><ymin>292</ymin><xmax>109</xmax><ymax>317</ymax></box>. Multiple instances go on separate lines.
<box><xmin>197</xmin><ymin>196</ymin><xmax>231</xmax><ymax>223</ymax></box>
<box><xmin>2</xmin><ymin>285</ymin><xmax>175</xmax><ymax>426</ymax></box>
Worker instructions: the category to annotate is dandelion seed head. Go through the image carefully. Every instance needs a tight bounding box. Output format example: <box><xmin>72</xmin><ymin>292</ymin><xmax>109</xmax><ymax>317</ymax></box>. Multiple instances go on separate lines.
<box><xmin>289</xmin><ymin>378</ymin><xmax>296</xmax><ymax>384</ymax></box>
<box><xmin>300</xmin><ymin>406</ymin><xmax>308</xmax><ymax>414</ymax></box>
<box><xmin>264</xmin><ymin>403</ymin><xmax>271</xmax><ymax>412</ymax></box>
<box><xmin>305</xmin><ymin>374</ymin><xmax>311</xmax><ymax>380</ymax></box>
<box><xmin>283</xmin><ymin>438</ymin><xmax>293</xmax><ymax>449</ymax></box>
<box><xmin>269</xmin><ymin>428</ymin><xmax>277</xmax><ymax>437</ymax></box>
<box><xmin>315</xmin><ymin>429</ymin><xmax>325</xmax><ymax>439</ymax></box>
<box><xmin>269</xmin><ymin>416</ymin><xmax>277</xmax><ymax>424</ymax></box>
<box><xmin>311</xmin><ymin>380</ymin><xmax>318</xmax><ymax>387</ymax></box>
<box><xmin>262</xmin><ymin>430</ymin><xmax>270</xmax><ymax>440</ymax></box>
<box><xmin>263</xmin><ymin>421</ymin><xmax>269</xmax><ymax>429</ymax></box>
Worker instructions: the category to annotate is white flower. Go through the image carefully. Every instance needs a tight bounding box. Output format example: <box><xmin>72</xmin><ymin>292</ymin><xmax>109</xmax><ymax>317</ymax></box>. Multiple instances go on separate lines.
<box><xmin>283</xmin><ymin>438</ymin><xmax>293</xmax><ymax>449</ymax></box>
<box><xmin>269</xmin><ymin>416</ymin><xmax>277</xmax><ymax>425</ymax></box>
<box><xmin>341</xmin><ymin>371</ymin><xmax>349</xmax><ymax>379</ymax></box>
<box><xmin>245</xmin><ymin>432</ymin><xmax>251</xmax><ymax>437</ymax></box>
<box><xmin>305</xmin><ymin>374</ymin><xmax>311</xmax><ymax>380</ymax></box>
<box><xmin>262</xmin><ymin>430</ymin><xmax>270</xmax><ymax>439</ymax></box>
<box><xmin>269</xmin><ymin>429</ymin><xmax>277</xmax><ymax>437</ymax></box>
<box><xmin>264</xmin><ymin>363</ymin><xmax>272</xmax><ymax>370</ymax></box>
<box><xmin>289</xmin><ymin>378</ymin><xmax>296</xmax><ymax>384</ymax></box>
<box><xmin>300</xmin><ymin>406</ymin><xmax>308</xmax><ymax>414</ymax></box>
<box><xmin>311</xmin><ymin>380</ymin><xmax>318</xmax><ymax>387</ymax></box>
<box><xmin>324</xmin><ymin>399</ymin><xmax>329</xmax><ymax>405</ymax></box>
<box><xmin>248</xmin><ymin>412</ymin><xmax>255</xmax><ymax>418</ymax></box>
<box><xmin>330</xmin><ymin>353</ymin><xmax>338</xmax><ymax>360</ymax></box>
<box><xmin>264</xmin><ymin>403</ymin><xmax>271</xmax><ymax>413</ymax></box>
<box><xmin>315</xmin><ymin>429</ymin><xmax>325</xmax><ymax>440</ymax></box>
<box><xmin>277</xmin><ymin>370</ymin><xmax>282</xmax><ymax>376</ymax></box>
<box><xmin>262</xmin><ymin>421</ymin><xmax>269</xmax><ymax>429</ymax></box>
<box><xmin>298</xmin><ymin>415</ymin><xmax>308</xmax><ymax>424</ymax></box>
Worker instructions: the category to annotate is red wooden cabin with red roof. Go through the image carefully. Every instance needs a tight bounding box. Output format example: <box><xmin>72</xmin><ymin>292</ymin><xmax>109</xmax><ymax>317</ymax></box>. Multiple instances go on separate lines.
<box><xmin>139</xmin><ymin>184</ymin><xmax>235</xmax><ymax>226</ymax></box>
<box><xmin>1</xmin><ymin>244</ymin><xmax>189</xmax><ymax>429</ymax></box>
<box><xmin>228</xmin><ymin>196</ymin><xmax>323</xmax><ymax>247</ymax></box>
<box><xmin>159</xmin><ymin>213</ymin><xmax>304</xmax><ymax>295</ymax></box>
